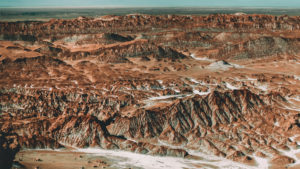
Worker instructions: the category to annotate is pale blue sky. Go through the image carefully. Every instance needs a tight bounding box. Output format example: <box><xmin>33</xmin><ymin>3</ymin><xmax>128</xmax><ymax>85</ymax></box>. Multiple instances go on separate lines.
<box><xmin>1</xmin><ymin>0</ymin><xmax>300</xmax><ymax>8</ymax></box>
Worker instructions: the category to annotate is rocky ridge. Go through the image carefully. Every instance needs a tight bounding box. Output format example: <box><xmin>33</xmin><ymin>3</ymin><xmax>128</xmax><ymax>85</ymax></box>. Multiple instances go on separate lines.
<box><xmin>1</xmin><ymin>14</ymin><xmax>300</xmax><ymax>168</ymax></box>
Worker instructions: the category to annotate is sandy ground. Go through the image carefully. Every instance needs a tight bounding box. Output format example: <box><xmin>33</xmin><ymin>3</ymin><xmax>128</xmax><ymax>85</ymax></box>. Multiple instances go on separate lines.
<box><xmin>15</xmin><ymin>149</ymin><xmax>114</xmax><ymax>169</ymax></box>
<box><xmin>12</xmin><ymin>148</ymin><xmax>267</xmax><ymax>169</ymax></box>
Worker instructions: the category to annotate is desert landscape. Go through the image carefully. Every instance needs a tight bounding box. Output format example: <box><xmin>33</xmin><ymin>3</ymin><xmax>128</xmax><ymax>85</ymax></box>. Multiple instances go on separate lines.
<box><xmin>0</xmin><ymin>9</ymin><xmax>300</xmax><ymax>169</ymax></box>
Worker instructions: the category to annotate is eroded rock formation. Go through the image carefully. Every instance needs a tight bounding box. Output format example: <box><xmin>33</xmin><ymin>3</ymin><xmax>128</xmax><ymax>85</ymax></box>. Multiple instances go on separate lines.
<box><xmin>1</xmin><ymin>14</ymin><xmax>300</xmax><ymax>168</ymax></box>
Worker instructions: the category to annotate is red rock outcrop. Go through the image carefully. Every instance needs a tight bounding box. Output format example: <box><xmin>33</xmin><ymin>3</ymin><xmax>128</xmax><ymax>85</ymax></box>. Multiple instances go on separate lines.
<box><xmin>1</xmin><ymin>14</ymin><xmax>300</xmax><ymax>167</ymax></box>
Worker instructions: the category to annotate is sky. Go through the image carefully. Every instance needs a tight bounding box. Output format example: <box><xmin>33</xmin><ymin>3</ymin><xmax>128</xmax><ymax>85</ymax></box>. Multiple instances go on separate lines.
<box><xmin>0</xmin><ymin>0</ymin><xmax>300</xmax><ymax>8</ymax></box>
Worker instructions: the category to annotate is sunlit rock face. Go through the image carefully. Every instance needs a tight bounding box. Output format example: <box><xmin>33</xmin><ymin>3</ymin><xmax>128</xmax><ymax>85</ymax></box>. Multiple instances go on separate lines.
<box><xmin>1</xmin><ymin>14</ymin><xmax>300</xmax><ymax>168</ymax></box>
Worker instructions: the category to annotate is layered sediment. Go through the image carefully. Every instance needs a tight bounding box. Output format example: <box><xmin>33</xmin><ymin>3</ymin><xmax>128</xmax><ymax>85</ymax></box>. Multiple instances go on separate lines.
<box><xmin>1</xmin><ymin>14</ymin><xmax>300</xmax><ymax>168</ymax></box>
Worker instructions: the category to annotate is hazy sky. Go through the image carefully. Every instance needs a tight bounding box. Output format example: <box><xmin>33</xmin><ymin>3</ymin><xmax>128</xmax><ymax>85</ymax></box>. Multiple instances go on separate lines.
<box><xmin>1</xmin><ymin>0</ymin><xmax>300</xmax><ymax>8</ymax></box>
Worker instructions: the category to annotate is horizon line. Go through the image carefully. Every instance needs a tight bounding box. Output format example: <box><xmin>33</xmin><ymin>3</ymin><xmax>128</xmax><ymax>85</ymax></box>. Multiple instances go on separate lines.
<box><xmin>1</xmin><ymin>6</ymin><xmax>300</xmax><ymax>9</ymax></box>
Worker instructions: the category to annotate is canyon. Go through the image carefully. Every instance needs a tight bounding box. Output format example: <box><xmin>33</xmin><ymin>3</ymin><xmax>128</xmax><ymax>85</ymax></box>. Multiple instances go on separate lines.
<box><xmin>0</xmin><ymin>13</ymin><xmax>300</xmax><ymax>169</ymax></box>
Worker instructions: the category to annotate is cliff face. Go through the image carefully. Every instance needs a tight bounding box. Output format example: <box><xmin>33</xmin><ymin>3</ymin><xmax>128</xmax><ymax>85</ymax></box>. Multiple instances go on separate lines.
<box><xmin>1</xmin><ymin>14</ymin><xmax>300</xmax><ymax>61</ymax></box>
<box><xmin>1</xmin><ymin>14</ymin><xmax>300</xmax><ymax>168</ymax></box>
<box><xmin>1</xmin><ymin>14</ymin><xmax>300</xmax><ymax>36</ymax></box>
